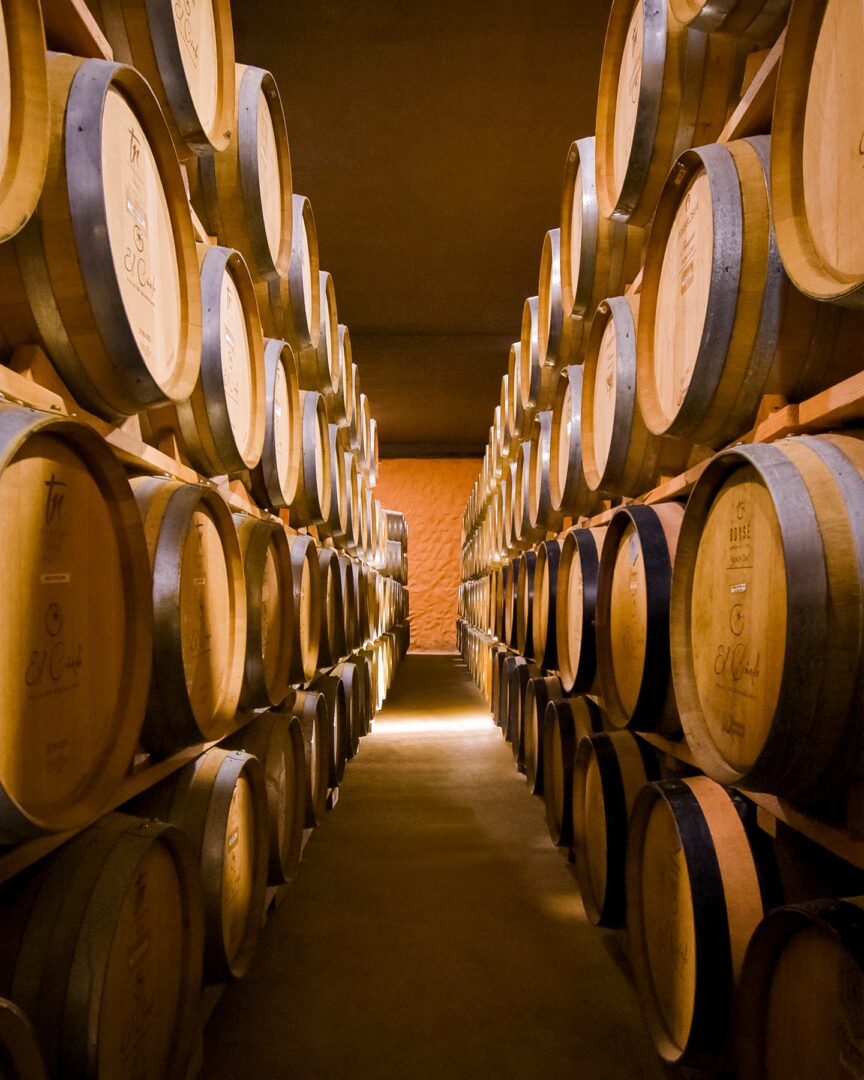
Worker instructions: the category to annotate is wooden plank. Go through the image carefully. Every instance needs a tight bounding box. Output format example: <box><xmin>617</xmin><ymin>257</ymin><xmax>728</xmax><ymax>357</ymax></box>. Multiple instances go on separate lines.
<box><xmin>0</xmin><ymin>362</ymin><xmax>67</xmax><ymax>414</ymax></box>
<box><xmin>636</xmin><ymin>731</ymin><xmax>699</xmax><ymax>768</ymax></box>
<box><xmin>41</xmin><ymin>0</ymin><xmax>113</xmax><ymax>59</ymax></box>
<box><xmin>641</xmin><ymin>457</ymin><xmax>710</xmax><ymax>506</ymax></box>
<box><xmin>719</xmin><ymin>29</ymin><xmax>785</xmax><ymax>143</ymax></box>
<box><xmin>747</xmin><ymin>793</ymin><xmax>864</xmax><ymax>871</ymax></box>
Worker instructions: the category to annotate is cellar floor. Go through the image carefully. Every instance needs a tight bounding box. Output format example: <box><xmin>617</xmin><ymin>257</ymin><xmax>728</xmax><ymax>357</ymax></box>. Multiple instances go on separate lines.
<box><xmin>203</xmin><ymin>653</ymin><xmax>669</xmax><ymax>1080</ymax></box>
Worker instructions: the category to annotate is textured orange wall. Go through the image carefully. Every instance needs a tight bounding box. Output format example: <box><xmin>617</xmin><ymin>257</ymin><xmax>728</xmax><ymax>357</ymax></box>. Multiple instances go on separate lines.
<box><xmin>375</xmin><ymin>458</ymin><xmax>479</xmax><ymax>652</ymax></box>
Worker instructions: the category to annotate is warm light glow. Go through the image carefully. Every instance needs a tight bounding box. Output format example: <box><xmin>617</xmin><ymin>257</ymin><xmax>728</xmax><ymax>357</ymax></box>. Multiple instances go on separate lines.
<box><xmin>376</xmin><ymin>717</ymin><xmax>494</xmax><ymax>735</ymax></box>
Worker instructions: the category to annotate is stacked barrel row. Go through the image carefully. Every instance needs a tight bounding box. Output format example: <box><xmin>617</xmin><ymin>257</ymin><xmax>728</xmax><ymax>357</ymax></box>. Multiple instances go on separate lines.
<box><xmin>460</xmin><ymin>0</ymin><xmax>863</xmax><ymax>1075</ymax></box>
<box><xmin>0</xmin><ymin>2</ymin><xmax>409</xmax><ymax>1077</ymax></box>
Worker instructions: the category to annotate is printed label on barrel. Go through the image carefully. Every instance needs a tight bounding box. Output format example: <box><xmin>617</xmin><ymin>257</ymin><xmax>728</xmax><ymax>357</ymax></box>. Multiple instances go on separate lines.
<box><xmin>102</xmin><ymin>88</ymin><xmax>182</xmax><ymax>390</ymax></box>
<box><xmin>180</xmin><ymin>507</ymin><xmax>232</xmax><ymax>730</ymax></box>
<box><xmin>220</xmin><ymin>268</ymin><xmax>254</xmax><ymax>461</ymax></box>
<box><xmin>98</xmin><ymin>845</ymin><xmax>186</xmax><ymax>1075</ymax></box>
<box><xmin>0</xmin><ymin>436</ymin><xmax>124</xmax><ymax>820</ymax></box>
<box><xmin>173</xmin><ymin>0</ymin><xmax>219</xmax><ymax>136</ymax></box>
<box><xmin>613</xmin><ymin>0</ymin><xmax>644</xmax><ymax>202</ymax></box>
<box><xmin>690</xmin><ymin>470</ymin><xmax>787</xmax><ymax>771</ymax></box>
<box><xmin>653</xmin><ymin>170</ymin><xmax>713</xmax><ymax>424</ymax></box>
<box><xmin>256</xmin><ymin>87</ymin><xmax>283</xmax><ymax>267</ymax></box>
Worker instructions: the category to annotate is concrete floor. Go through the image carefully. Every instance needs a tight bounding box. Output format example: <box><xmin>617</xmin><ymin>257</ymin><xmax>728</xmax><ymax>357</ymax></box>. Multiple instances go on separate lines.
<box><xmin>203</xmin><ymin>653</ymin><xmax>669</xmax><ymax>1080</ymax></box>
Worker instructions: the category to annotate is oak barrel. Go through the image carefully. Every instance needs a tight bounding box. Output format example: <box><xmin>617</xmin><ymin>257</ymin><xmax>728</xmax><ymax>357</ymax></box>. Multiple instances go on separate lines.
<box><xmin>290</xmin><ymin>690</ymin><xmax>332</xmax><ymax>826</ymax></box>
<box><xmin>507</xmin><ymin>658</ymin><xmax>541</xmax><ymax>767</ymax></box>
<box><xmin>638</xmin><ymin>136</ymin><xmax>863</xmax><ymax>447</ymax></box>
<box><xmin>537</xmin><ymin>228</ymin><xmax>578</xmax><ymax>369</ymax></box>
<box><xmin>0</xmin><ymin>409</ymin><xmax>151</xmax><ymax>842</ymax></box>
<box><xmin>170</xmin><ymin>243</ymin><xmax>265</xmax><ymax>476</ymax></box>
<box><xmin>316</xmin><ymin>423</ymin><xmax>349</xmax><ymax>542</ymax></box>
<box><xmin>332</xmin><ymin>659</ymin><xmax>364</xmax><ymax>758</ymax></box>
<box><xmin>3</xmin><ymin>813</ymin><xmax>204</xmax><ymax>1078</ymax></box>
<box><xmin>582</xmin><ymin>295</ymin><xmax>661</xmax><ymax>498</ymax></box>
<box><xmin>98</xmin><ymin>0</ymin><xmax>235</xmax><ymax>155</ymax></box>
<box><xmin>543</xmin><ymin>696</ymin><xmax>604</xmax><ymax>846</ymax></box>
<box><xmin>572</xmin><ymin>730</ymin><xmax>660</xmax><ymax>926</ymax></box>
<box><xmin>127</xmin><ymin>748</ymin><xmax>267</xmax><ymax>983</ymax></box>
<box><xmin>523</xmin><ymin>675</ymin><xmax>564</xmax><ymax>797</ymax></box>
<box><xmin>736</xmin><ymin>897</ymin><xmax>864</xmax><ymax>1080</ymax></box>
<box><xmin>626</xmin><ymin>776</ymin><xmax>778</xmax><ymax>1067</ymax></box>
<box><xmin>771</xmin><ymin>0</ymin><xmax>864</xmax><ymax>306</ymax></box>
<box><xmin>595</xmin><ymin>0</ymin><xmax>738</xmax><ymax>225</ymax></box>
<box><xmin>337</xmin><ymin>554</ymin><xmax>359</xmax><ymax>653</ymax></box>
<box><xmin>555</xmin><ymin>525</ymin><xmax>607</xmax><ymax>694</ymax></box>
<box><xmin>280</xmin><ymin>194</ymin><xmax>320</xmax><ymax>351</ymax></box>
<box><xmin>194</xmin><ymin>64</ymin><xmax>292</xmax><ymax>280</ymax></box>
<box><xmin>670</xmin><ymin>433</ymin><xmax>864</xmax><ymax>799</ymax></box>
<box><xmin>0</xmin><ymin>55</ymin><xmax>202</xmax><ymax>419</ymax></box>
<box><xmin>307</xmin><ymin>270</ymin><xmax>340</xmax><ymax>398</ymax></box>
<box><xmin>316</xmin><ymin>547</ymin><xmax>346</xmax><ymax>669</ymax></box>
<box><xmin>225</xmin><ymin>710</ymin><xmax>305</xmax><ymax>885</ymax></box>
<box><xmin>313</xmin><ymin>674</ymin><xmax>349</xmax><ymax>788</ymax></box>
<box><xmin>286</xmin><ymin>534</ymin><xmax>322</xmax><ymax>684</ymax></box>
<box><xmin>596</xmin><ymin>502</ymin><xmax>685</xmax><ymax>737</ymax></box>
<box><xmin>0</xmin><ymin>0</ymin><xmax>49</xmax><ymax>243</ymax></box>
<box><xmin>288</xmin><ymin>390</ymin><xmax>331</xmax><ymax>526</ymax></box>
<box><xmin>559</xmin><ymin>136</ymin><xmax>641</xmax><ymax>355</ymax></box>
<box><xmin>528</xmin><ymin>409</ymin><xmax>564</xmax><ymax>534</ymax></box>
<box><xmin>247</xmin><ymin>337</ymin><xmax>302</xmax><ymax>511</ymax></box>
<box><xmin>549</xmin><ymin>364</ymin><xmax>601</xmax><ymax>518</ymax></box>
<box><xmin>0</xmin><ymin>998</ymin><xmax>45</xmax><ymax>1080</ymax></box>
<box><xmin>133</xmin><ymin>476</ymin><xmax>246</xmax><ymax>755</ymax></box>
<box><xmin>514</xmin><ymin>550</ymin><xmax>537</xmax><ymax>659</ymax></box>
<box><xmin>531</xmin><ymin>539</ymin><xmax>563</xmax><ymax>671</ymax></box>
<box><xmin>233</xmin><ymin>515</ymin><xmax>293</xmax><ymax>710</ymax></box>
<box><xmin>518</xmin><ymin>296</ymin><xmax>542</xmax><ymax>412</ymax></box>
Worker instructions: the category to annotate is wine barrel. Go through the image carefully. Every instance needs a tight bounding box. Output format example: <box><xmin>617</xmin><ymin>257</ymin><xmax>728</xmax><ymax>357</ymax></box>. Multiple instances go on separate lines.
<box><xmin>311</xmin><ymin>271</ymin><xmax>342</xmax><ymax>400</ymax></box>
<box><xmin>638</xmin><ymin>136</ymin><xmax>863</xmax><ymax>448</ymax></box>
<box><xmin>128</xmin><ymin>748</ymin><xmax>267</xmax><ymax>983</ymax></box>
<box><xmin>0</xmin><ymin>55</ymin><xmax>202</xmax><ymax>419</ymax></box>
<box><xmin>559</xmin><ymin>136</ymin><xmax>642</xmax><ymax>356</ymax></box>
<box><xmin>331</xmin><ymin>325</ymin><xmax>353</xmax><ymax>426</ymax></box>
<box><xmin>549</xmin><ymin>364</ymin><xmax>602</xmax><ymax>517</ymax></box>
<box><xmin>288</xmin><ymin>390</ymin><xmax>331</xmax><ymax>526</ymax></box>
<box><xmin>556</xmin><ymin>525</ymin><xmax>607</xmax><ymax>694</ymax></box>
<box><xmin>507</xmin><ymin>342</ymin><xmax>533</xmax><ymax>440</ymax></box>
<box><xmin>358</xmin><ymin>393</ymin><xmax>373</xmax><ymax>479</ymax></box>
<box><xmin>280</xmin><ymin>194</ymin><xmax>320</xmax><ymax>351</ymax></box>
<box><xmin>332</xmin><ymin>659</ymin><xmax>364</xmax><ymax>758</ymax></box>
<box><xmin>353</xmin><ymin>650</ymin><xmax>375</xmax><ymax>733</ymax></box>
<box><xmin>3</xmin><ymin>813</ymin><xmax>204</xmax><ymax>1078</ymax></box>
<box><xmin>507</xmin><ymin>659</ymin><xmax>541</xmax><ymax>768</ymax></box>
<box><xmin>491</xmin><ymin>646</ymin><xmax>509</xmax><ymax>728</ymax></box>
<box><xmin>194</xmin><ymin>64</ymin><xmax>291</xmax><ymax>281</ymax></box>
<box><xmin>514</xmin><ymin>550</ymin><xmax>537</xmax><ymax>658</ymax></box>
<box><xmin>596</xmin><ymin>502</ymin><xmax>685</xmax><ymax>736</ymax></box>
<box><xmin>224</xmin><ymin>710</ymin><xmax>305</xmax><ymax>885</ymax></box>
<box><xmin>669</xmin><ymin>0</ymin><xmax>790</xmax><ymax>43</ymax></box>
<box><xmin>626</xmin><ymin>776</ymin><xmax>778</xmax><ymax>1068</ymax></box>
<box><xmin>572</xmin><ymin>731</ymin><xmax>660</xmax><ymax>927</ymax></box>
<box><xmin>512</xmin><ymin>440</ymin><xmax>544</xmax><ymax>548</ymax></box>
<box><xmin>671</xmin><ymin>433</ymin><xmax>864</xmax><ymax>799</ymax></box>
<box><xmin>771</xmin><ymin>0</ymin><xmax>864</xmax><ymax>306</ymax></box>
<box><xmin>531</xmin><ymin>539</ymin><xmax>563</xmax><ymax>671</ymax></box>
<box><xmin>543</xmin><ymin>696</ymin><xmax>604</xmax><ymax>846</ymax></box>
<box><xmin>337</xmin><ymin>554</ymin><xmax>359</xmax><ymax>652</ymax></box>
<box><xmin>167</xmin><ymin>243</ymin><xmax>265</xmax><ymax>476</ymax></box>
<box><xmin>132</xmin><ymin>476</ymin><xmax>246</xmax><ymax>756</ymax></box>
<box><xmin>347</xmin><ymin>362</ymin><xmax>364</xmax><ymax>453</ymax></box>
<box><xmin>503</xmin><ymin>557</ymin><xmax>521</xmax><ymax>648</ymax></box>
<box><xmin>528</xmin><ymin>409</ymin><xmax>564</xmax><ymax>535</ymax></box>
<box><xmin>290</xmin><ymin>690</ymin><xmax>332</xmax><ymax>826</ymax></box>
<box><xmin>523</xmin><ymin>675</ymin><xmax>564</xmax><ymax>796</ymax></box>
<box><xmin>0</xmin><ymin>409</ymin><xmax>151</xmax><ymax>842</ymax></box>
<box><xmin>0</xmin><ymin>998</ymin><xmax>46</xmax><ymax>1080</ymax></box>
<box><xmin>0</xmin><ymin>1</ymin><xmax>49</xmax><ymax>243</ymax></box>
<box><xmin>497</xmin><ymin>654</ymin><xmax>522</xmax><ymax>735</ymax></box>
<box><xmin>233</xmin><ymin>515</ymin><xmax>293</xmax><ymax>710</ymax></box>
<box><xmin>356</xmin><ymin>562</ymin><xmax>372</xmax><ymax>647</ymax></box>
<box><xmin>313</xmin><ymin>674</ymin><xmax>349</xmax><ymax>788</ymax></box>
<box><xmin>595</xmin><ymin>0</ymin><xmax>738</xmax><ymax>225</ymax></box>
<box><xmin>316</xmin><ymin>424</ymin><xmax>349</xmax><ymax>541</ymax></box>
<box><xmin>316</xmin><ymin>547</ymin><xmax>346</xmax><ymax>669</ymax></box>
<box><xmin>247</xmin><ymin>337</ymin><xmax>302</xmax><ymax>511</ymax></box>
<box><xmin>537</xmin><ymin>228</ymin><xmax>579</xmax><ymax>369</ymax></box>
<box><xmin>368</xmin><ymin>417</ymin><xmax>380</xmax><ymax>489</ymax></box>
<box><xmin>286</xmin><ymin>534</ymin><xmax>321</xmax><ymax>684</ymax></box>
<box><xmin>98</xmin><ymin>0</ymin><xmax>235</xmax><ymax>156</ymax></box>
<box><xmin>582</xmin><ymin>295</ymin><xmax>661</xmax><ymax>497</ymax></box>
<box><xmin>518</xmin><ymin>296</ymin><xmax>542</xmax><ymax>412</ymax></box>
<box><xmin>737</xmin><ymin>897</ymin><xmax>864</xmax><ymax>1080</ymax></box>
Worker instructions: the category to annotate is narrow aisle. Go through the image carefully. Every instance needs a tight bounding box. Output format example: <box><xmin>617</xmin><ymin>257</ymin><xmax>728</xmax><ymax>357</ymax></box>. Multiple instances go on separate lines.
<box><xmin>204</xmin><ymin>655</ymin><xmax>667</xmax><ymax>1080</ymax></box>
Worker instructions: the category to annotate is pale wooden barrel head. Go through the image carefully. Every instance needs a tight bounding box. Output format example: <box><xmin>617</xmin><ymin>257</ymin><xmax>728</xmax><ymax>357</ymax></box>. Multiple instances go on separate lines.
<box><xmin>287</xmin><ymin>535</ymin><xmax>321</xmax><ymax>683</ymax></box>
<box><xmin>255</xmin><ymin>80</ymin><xmax>284</xmax><ymax>270</ymax></box>
<box><xmin>0</xmin><ymin>998</ymin><xmax>46</xmax><ymax>1080</ymax></box>
<box><xmin>690</xmin><ymin>466</ymin><xmax>787</xmax><ymax>773</ymax></box>
<box><xmin>652</xmin><ymin>169</ymin><xmax>713</xmax><ymax>426</ymax></box>
<box><xmin>0</xmin><ymin>412</ymin><xmax>151</xmax><ymax>841</ymax></box>
<box><xmin>609</xmin><ymin>520</ymin><xmax>649</xmax><ymax>718</ymax></box>
<box><xmin>283</xmin><ymin>194</ymin><xmax>320</xmax><ymax>349</ymax></box>
<box><xmin>613</xmin><ymin>0</ymin><xmax>645</xmax><ymax>207</ymax></box>
<box><xmin>220</xmin><ymin>773</ymin><xmax>256</xmax><ymax>964</ymax></box>
<box><xmin>519</xmin><ymin>296</ymin><xmax>541</xmax><ymax>411</ymax></box>
<box><xmin>0</xmin><ymin>0</ymin><xmax>49</xmax><ymax>243</ymax></box>
<box><xmin>171</xmin><ymin>0</ymin><xmax>219</xmax><ymax>137</ymax></box>
<box><xmin>589</xmin><ymin>314</ymin><xmax>619</xmax><ymax>481</ymax></box>
<box><xmin>102</xmin><ymin>85</ymin><xmax>182</xmax><ymax>392</ymax></box>
<box><xmin>737</xmin><ymin>898</ymin><xmax>864</xmax><ymax>1080</ymax></box>
<box><xmin>8</xmin><ymin>813</ymin><xmax>204</xmax><ymax>1077</ymax></box>
<box><xmin>248</xmin><ymin>338</ymin><xmax>302</xmax><ymax>511</ymax></box>
<box><xmin>220</xmin><ymin>258</ymin><xmax>257</xmax><ymax>464</ymax></box>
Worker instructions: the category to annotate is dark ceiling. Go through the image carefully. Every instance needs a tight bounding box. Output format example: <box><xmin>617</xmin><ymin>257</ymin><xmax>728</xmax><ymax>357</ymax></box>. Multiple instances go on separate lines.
<box><xmin>231</xmin><ymin>0</ymin><xmax>613</xmax><ymax>455</ymax></box>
